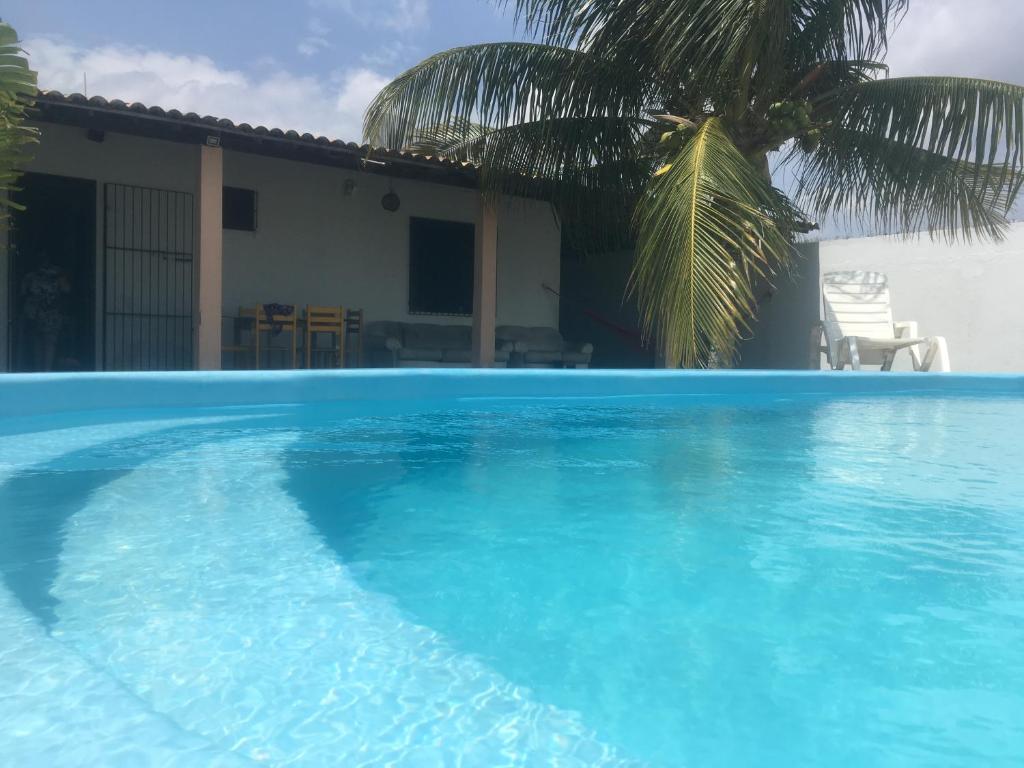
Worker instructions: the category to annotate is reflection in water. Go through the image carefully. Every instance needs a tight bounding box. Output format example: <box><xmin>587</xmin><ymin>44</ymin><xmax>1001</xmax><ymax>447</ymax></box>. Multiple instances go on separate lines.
<box><xmin>284</xmin><ymin>396</ymin><xmax>1024</xmax><ymax>767</ymax></box>
<box><xmin>0</xmin><ymin>395</ymin><xmax>1022</xmax><ymax>767</ymax></box>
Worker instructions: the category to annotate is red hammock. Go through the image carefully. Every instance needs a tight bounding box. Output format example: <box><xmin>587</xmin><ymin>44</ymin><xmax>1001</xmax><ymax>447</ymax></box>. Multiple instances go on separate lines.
<box><xmin>542</xmin><ymin>284</ymin><xmax>645</xmax><ymax>349</ymax></box>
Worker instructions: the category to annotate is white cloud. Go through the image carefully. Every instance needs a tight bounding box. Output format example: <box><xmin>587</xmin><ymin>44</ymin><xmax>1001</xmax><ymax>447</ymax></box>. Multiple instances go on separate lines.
<box><xmin>25</xmin><ymin>37</ymin><xmax>391</xmax><ymax>142</ymax></box>
<box><xmin>297</xmin><ymin>17</ymin><xmax>331</xmax><ymax>58</ymax></box>
<box><xmin>310</xmin><ymin>0</ymin><xmax>429</xmax><ymax>34</ymax></box>
<box><xmin>884</xmin><ymin>0</ymin><xmax>1024</xmax><ymax>82</ymax></box>
<box><xmin>360</xmin><ymin>40</ymin><xmax>418</xmax><ymax>69</ymax></box>
<box><xmin>335</xmin><ymin>68</ymin><xmax>392</xmax><ymax>117</ymax></box>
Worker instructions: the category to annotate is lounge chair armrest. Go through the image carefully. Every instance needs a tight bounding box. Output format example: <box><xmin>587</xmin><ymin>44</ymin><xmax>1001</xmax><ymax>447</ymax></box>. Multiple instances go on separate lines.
<box><xmin>384</xmin><ymin>336</ymin><xmax>402</xmax><ymax>352</ymax></box>
<box><xmin>919</xmin><ymin>335</ymin><xmax>951</xmax><ymax>372</ymax></box>
<box><xmin>497</xmin><ymin>340</ymin><xmax>516</xmax><ymax>353</ymax></box>
<box><xmin>893</xmin><ymin>321</ymin><xmax>919</xmax><ymax>339</ymax></box>
<box><xmin>578</xmin><ymin>342</ymin><xmax>594</xmax><ymax>355</ymax></box>
<box><xmin>511</xmin><ymin>340</ymin><xmax>530</xmax><ymax>353</ymax></box>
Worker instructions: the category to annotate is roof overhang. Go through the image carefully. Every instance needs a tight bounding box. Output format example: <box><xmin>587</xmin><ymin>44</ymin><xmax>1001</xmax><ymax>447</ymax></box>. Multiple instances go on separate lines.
<box><xmin>29</xmin><ymin>91</ymin><xmax>481</xmax><ymax>190</ymax></box>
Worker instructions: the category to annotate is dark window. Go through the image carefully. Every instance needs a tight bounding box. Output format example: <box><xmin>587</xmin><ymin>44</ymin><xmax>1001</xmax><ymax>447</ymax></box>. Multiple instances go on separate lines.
<box><xmin>223</xmin><ymin>187</ymin><xmax>256</xmax><ymax>231</ymax></box>
<box><xmin>409</xmin><ymin>217</ymin><xmax>475</xmax><ymax>315</ymax></box>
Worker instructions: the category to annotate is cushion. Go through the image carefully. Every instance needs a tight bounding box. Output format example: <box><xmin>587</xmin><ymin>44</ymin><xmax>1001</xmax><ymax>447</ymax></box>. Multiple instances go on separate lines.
<box><xmin>397</xmin><ymin>347</ymin><xmax>443</xmax><ymax>362</ymax></box>
<box><xmin>523</xmin><ymin>349</ymin><xmax>564</xmax><ymax>365</ymax></box>
<box><xmin>442</xmin><ymin>348</ymin><xmax>472</xmax><ymax>363</ymax></box>
<box><xmin>403</xmin><ymin>323</ymin><xmax>472</xmax><ymax>351</ymax></box>
<box><xmin>365</xmin><ymin>321</ymin><xmax>403</xmax><ymax>341</ymax></box>
<box><xmin>442</xmin><ymin>347</ymin><xmax>512</xmax><ymax>363</ymax></box>
<box><xmin>496</xmin><ymin>325</ymin><xmax>564</xmax><ymax>352</ymax></box>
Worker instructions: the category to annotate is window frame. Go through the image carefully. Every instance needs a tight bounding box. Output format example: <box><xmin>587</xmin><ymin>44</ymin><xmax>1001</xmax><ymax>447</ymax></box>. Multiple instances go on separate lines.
<box><xmin>407</xmin><ymin>216</ymin><xmax>476</xmax><ymax>317</ymax></box>
<box><xmin>222</xmin><ymin>186</ymin><xmax>258</xmax><ymax>232</ymax></box>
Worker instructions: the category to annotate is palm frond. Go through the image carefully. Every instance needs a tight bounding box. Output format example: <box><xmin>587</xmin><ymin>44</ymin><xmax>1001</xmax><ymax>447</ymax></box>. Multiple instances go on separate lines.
<box><xmin>630</xmin><ymin>117</ymin><xmax>800</xmax><ymax>367</ymax></box>
<box><xmin>810</xmin><ymin>76</ymin><xmax>1024</xmax><ymax>237</ymax></box>
<box><xmin>785</xmin><ymin>59</ymin><xmax>887</xmax><ymax>100</ymax></box>
<box><xmin>478</xmin><ymin>114</ymin><xmax>650</xmax><ymax>248</ymax></box>
<box><xmin>406</xmin><ymin>119</ymin><xmax>492</xmax><ymax>163</ymax></box>
<box><xmin>508</xmin><ymin>0</ymin><xmax>794</xmax><ymax>107</ymax></box>
<box><xmin>414</xmin><ymin>114</ymin><xmax>649</xmax><ymax>248</ymax></box>
<box><xmin>790</xmin><ymin>0</ymin><xmax>908</xmax><ymax>65</ymax></box>
<box><xmin>798</xmin><ymin>126</ymin><xmax>1015</xmax><ymax>240</ymax></box>
<box><xmin>363</xmin><ymin>42</ymin><xmax>652</xmax><ymax>149</ymax></box>
<box><xmin>505</xmin><ymin>0</ymin><xmax>904</xmax><ymax>105</ymax></box>
<box><xmin>0</xmin><ymin>21</ymin><xmax>39</xmax><ymax>219</ymax></box>
<box><xmin>473</xmin><ymin>116</ymin><xmax>646</xmax><ymax>188</ymax></box>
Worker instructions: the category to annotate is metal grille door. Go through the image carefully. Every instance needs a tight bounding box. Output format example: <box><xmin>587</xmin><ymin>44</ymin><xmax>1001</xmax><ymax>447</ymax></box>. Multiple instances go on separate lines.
<box><xmin>103</xmin><ymin>184</ymin><xmax>195</xmax><ymax>370</ymax></box>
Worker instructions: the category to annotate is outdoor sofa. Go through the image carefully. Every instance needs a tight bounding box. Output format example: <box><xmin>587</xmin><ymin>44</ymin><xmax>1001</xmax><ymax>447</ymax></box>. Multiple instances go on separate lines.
<box><xmin>364</xmin><ymin>322</ymin><xmax>593</xmax><ymax>368</ymax></box>
<box><xmin>496</xmin><ymin>326</ymin><xmax>593</xmax><ymax>368</ymax></box>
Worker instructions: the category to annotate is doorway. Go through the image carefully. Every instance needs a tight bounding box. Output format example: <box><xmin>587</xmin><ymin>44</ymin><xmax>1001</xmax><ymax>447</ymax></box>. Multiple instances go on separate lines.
<box><xmin>8</xmin><ymin>172</ymin><xmax>97</xmax><ymax>371</ymax></box>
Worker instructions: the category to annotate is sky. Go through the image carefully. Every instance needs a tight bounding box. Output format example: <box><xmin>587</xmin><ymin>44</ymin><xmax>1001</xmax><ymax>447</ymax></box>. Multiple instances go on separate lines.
<box><xmin>5</xmin><ymin>0</ymin><xmax>1024</xmax><ymax>145</ymax></box>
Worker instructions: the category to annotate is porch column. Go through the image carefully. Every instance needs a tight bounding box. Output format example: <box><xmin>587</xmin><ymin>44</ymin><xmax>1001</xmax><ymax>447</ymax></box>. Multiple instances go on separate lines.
<box><xmin>472</xmin><ymin>197</ymin><xmax>498</xmax><ymax>367</ymax></box>
<box><xmin>196</xmin><ymin>144</ymin><xmax>223</xmax><ymax>370</ymax></box>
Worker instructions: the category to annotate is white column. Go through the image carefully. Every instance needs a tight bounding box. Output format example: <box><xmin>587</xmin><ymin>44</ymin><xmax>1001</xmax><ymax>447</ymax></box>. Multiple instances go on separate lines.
<box><xmin>196</xmin><ymin>144</ymin><xmax>223</xmax><ymax>370</ymax></box>
<box><xmin>472</xmin><ymin>197</ymin><xmax>498</xmax><ymax>367</ymax></box>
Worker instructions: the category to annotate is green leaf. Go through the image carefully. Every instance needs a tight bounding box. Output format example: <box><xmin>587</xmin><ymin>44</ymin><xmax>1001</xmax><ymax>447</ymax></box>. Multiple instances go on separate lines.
<box><xmin>808</xmin><ymin>76</ymin><xmax>1024</xmax><ymax>237</ymax></box>
<box><xmin>405</xmin><ymin>119</ymin><xmax>492</xmax><ymax>163</ymax></box>
<box><xmin>797</xmin><ymin>126</ymin><xmax>1015</xmax><ymax>240</ymax></box>
<box><xmin>0</xmin><ymin>21</ymin><xmax>39</xmax><ymax>221</ymax></box>
<box><xmin>364</xmin><ymin>3</ymin><xmax>1024</xmax><ymax>367</ymax></box>
<box><xmin>630</xmin><ymin>117</ymin><xmax>800</xmax><ymax>367</ymax></box>
<box><xmin>363</xmin><ymin>42</ymin><xmax>652</xmax><ymax>149</ymax></box>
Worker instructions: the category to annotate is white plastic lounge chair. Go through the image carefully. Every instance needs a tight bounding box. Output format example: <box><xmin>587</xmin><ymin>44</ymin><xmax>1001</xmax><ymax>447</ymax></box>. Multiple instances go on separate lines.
<box><xmin>811</xmin><ymin>271</ymin><xmax>951</xmax><ymax>372</ymax></box>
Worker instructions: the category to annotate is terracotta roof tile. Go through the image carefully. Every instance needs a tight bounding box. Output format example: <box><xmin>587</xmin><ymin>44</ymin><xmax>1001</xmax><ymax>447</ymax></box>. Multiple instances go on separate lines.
<box><xmin>34</xmin><ymin>90</ymin><xmax>478</xmax><ymax>173</ymax></box>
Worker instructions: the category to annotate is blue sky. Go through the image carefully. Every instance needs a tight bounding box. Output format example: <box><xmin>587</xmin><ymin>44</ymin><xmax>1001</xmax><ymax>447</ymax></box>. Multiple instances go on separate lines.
<box><xmin>5</xmin><ymin>1</ymin><xmax>1024</xmax><ymax>151</ymax></box>
<box><xmin>5</xmin><ymin>0</ymin><xmax>518</xmax><ymax>75</ymax></box>
<box><xmin>4</xmin><ymin>0</ymin><xmax>523</xmax><ymax>140</ymax></box>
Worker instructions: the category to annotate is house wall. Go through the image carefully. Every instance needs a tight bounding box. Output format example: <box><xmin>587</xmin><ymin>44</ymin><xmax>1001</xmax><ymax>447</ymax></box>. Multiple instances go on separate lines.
<box><xmin>1</xmin><ymin>123</ymin><xmax>198</xmax><ymax>370</ymax></box>
<box><xmin>738</xmin><ymin>242</ymin><xmax>821</xmax><ymax>370</ymax></box>
<box><xmin>3</xmin><ymin>121</ymin><xmax>561</xmax><ymax>370</ymax></box>
<box><xmin>817</xmin><ymin>224</ymin><xmax>1024</xmax><ymax>372</ymax></box>
<box><xmin>220</xmin><ymin>150</ymin><xmax>560</xmax><ymax>328</ymax></box>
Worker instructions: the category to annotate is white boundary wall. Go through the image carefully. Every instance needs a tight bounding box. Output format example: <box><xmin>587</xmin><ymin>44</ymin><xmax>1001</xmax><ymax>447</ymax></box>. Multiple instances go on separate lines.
<box><xmin>817</xmin><ymin>223</ymin><xmax>1024</xmax><ymax>372</ymax></box>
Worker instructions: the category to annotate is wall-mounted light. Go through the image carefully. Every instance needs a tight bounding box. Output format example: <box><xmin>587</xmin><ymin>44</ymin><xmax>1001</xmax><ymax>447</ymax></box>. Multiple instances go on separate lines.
<box><xmin>342</xmin><ymin>178</ymin><xmax>357</xmax><ymax>197</ymax></box>
<box><xmin>381</xmin><ymin>190</ymin><xmax>401</xmax><ymax>212</ymax></box>
<box><xmin>205</xmin><ymin>135</ymin><xmax>221</xmax><ymax>147</ymax></box>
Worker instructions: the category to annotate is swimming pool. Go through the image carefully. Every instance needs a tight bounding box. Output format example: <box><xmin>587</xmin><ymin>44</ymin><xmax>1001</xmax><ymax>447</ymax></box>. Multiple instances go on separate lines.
<box><xmin>2</xmin><ymin>371</ymin><xmax>1022</xmax><ymax>766</ymax></box>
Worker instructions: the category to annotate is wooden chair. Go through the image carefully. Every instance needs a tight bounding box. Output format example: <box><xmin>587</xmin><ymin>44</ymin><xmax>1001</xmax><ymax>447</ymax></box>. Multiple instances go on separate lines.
<box><xmin>236</xmin><ymin>304</ymin><xmax>297</xmax><ymax>369</ymax></box>
<box><xmin>344</xmin><ymin>308</ymin><xmax>364</xmax><ymax>367</ymax></box>
<box><xmin>222</xmin><ymin>313</ymin><xmax>254</xmax><ymax>369</ymax></box>
<box><xmin>304</xmin><ymin>305</ymin><xmax>346</xmax><ymax>368</ymax></box>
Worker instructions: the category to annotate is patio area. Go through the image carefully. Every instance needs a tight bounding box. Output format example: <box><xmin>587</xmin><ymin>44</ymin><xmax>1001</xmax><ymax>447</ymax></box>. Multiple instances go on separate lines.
<box><xmin>2</xmin><ymin>92</ymin><xmax>566</xmax><ymax>373</ymax></box>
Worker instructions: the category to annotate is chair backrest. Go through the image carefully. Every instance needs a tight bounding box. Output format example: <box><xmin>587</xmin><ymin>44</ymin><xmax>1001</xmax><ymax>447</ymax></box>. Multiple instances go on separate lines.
<box><xmin>822</xmin><ymin>272</ymin><xmax>895</xmax><ymax>347</ymax></box>
<box><xmin>253</xmin><ymin>304</ymin><xmax>296</xmax><ymax>332</ymax></box>
<box><xmin>345</xmin><ymin>309</ymin><xmax>365</xmax><ymax>367</ymax></box>
<box><xmin>345</xmin><ymin>308</ymin><xmax>364</xmax><ymax>330</ymax></box>
<box><xmin>305</xmin><ymin>305</ymin><xmax>344</xmax><ymax>333</ymax></box>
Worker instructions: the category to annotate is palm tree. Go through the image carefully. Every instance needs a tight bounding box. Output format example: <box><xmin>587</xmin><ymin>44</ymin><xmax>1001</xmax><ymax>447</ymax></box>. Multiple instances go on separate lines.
<box><xmin>365</xmin><ymin>1</ymin><xmax>1024</xmax><ymax>367</ymax></box>
<box><xmin>0</xmin><ymin>21</ymin><xmax>38</xmax><ymax>220</ymax></box>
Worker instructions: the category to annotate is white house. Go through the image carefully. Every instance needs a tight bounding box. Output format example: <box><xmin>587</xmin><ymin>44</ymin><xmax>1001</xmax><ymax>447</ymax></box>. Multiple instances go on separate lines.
<box><xmin>2</xmin><ymin>91</ymin><xmax>562</xmax><ymax>372</ymax></box>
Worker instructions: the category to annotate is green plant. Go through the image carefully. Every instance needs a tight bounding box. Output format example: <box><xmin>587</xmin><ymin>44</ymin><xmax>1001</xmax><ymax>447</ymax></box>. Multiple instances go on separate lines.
<box><xmin>0</xmin><ymin>21</ymin><xmax>38</xmax><ymax>221</ymax></box>
<box><xmin>365</xmin><ymin>2</ymin><xmax>1024</xmax><ymax>367</ymax></box>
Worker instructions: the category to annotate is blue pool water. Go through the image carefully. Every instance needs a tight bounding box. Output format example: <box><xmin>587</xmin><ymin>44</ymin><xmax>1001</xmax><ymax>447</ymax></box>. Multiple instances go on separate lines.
<box><xmin>1</xmin><ymin>374</ymin><xmax>1023</xmax><ymax>766</ymax></box>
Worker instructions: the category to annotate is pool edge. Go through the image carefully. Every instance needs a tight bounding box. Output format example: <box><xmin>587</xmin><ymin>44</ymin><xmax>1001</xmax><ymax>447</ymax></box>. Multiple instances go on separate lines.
<box><xmin>1</xmin><ymin>369</ymin><xmax>1022</xmax><ymax>420</ymax></box>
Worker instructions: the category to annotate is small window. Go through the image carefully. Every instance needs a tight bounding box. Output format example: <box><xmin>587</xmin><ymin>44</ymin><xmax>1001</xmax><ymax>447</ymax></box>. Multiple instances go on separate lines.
<box><xmin>223</xmin><ymin>187</ymin><xmax>256</xmax><ymax>231</ymax></box>
<box><xmin>409</xmin><ymin>217</ymin><xmax>475</xmax><ymax>316</ymax></box>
